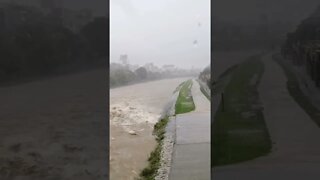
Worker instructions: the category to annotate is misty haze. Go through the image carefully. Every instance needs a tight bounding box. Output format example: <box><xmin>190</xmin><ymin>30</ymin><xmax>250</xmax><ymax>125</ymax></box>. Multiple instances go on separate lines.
<box><xmin>110</xmin><ymin>0</ymin><xmax>210</xmax><ymax>87</ymax></box>
<box><xmin>110</xmin><ymin>0</ymin><xmax>211</xmax><ymax>179</ymax></box>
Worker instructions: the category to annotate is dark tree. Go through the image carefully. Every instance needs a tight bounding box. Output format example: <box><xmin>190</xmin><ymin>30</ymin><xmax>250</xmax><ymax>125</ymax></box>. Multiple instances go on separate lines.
<box><xmin>135</xmin><ymin>67</ymin><xmax>148</xmax><ymax>80</ymax></box>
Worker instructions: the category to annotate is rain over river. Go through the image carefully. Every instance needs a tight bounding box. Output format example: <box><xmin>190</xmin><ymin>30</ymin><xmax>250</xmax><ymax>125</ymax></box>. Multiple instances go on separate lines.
<box><xmin>109</xmin><ymin>77</ymin><xmax>189</xmax><ymax>180</ymax></box>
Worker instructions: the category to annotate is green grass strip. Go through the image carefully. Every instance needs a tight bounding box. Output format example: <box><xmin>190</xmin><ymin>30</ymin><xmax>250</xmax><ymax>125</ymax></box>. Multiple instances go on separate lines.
<box><xmin>212</xmin><ymin>55</ymin><xmax>271</xmax><ymax>166</ymax></box>
<box><xmin>175</xmin><ymin>80</ymin><xmax>196</xmax><ymax>114</ymax></box>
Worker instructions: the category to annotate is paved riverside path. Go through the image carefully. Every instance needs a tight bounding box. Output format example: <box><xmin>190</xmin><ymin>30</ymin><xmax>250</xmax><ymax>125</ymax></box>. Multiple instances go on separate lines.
<box><xmin>169</xmin><ymin>79</ymin><xmax>210</xmax><ymax>180</ymax></box>
<box><xmin>212</xmin><ymin>53</ymin><xmax>320</xmax><ymax>179</ymax></box>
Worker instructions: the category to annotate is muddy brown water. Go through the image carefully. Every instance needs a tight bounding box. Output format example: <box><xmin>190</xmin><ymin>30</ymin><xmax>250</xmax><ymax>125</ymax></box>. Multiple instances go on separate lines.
<box><xmin>110</xmin><ymin>78</ymin><xmax>189</xmax><ymax>180</ymax></box>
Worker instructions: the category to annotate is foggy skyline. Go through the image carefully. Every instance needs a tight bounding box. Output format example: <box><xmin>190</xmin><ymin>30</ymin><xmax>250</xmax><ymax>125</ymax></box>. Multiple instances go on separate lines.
<box><xmin>110</xmin><ymin>0</ymin><xmax>210</xmax><ymax>69</ymax></box>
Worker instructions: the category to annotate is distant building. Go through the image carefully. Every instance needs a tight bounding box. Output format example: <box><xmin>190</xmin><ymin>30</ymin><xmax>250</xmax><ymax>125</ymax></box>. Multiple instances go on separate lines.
<box><xmin>119</xmin><ymin>54</ymin><xmax>128</xmax><ymax>65</ymax></box>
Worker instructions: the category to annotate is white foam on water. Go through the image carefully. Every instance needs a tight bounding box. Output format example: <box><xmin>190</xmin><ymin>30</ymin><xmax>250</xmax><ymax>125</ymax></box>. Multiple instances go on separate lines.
<box><xmin>110</xmin><ymin>102</ymin><xmax>160</xmax><ymax>128</ymax></box>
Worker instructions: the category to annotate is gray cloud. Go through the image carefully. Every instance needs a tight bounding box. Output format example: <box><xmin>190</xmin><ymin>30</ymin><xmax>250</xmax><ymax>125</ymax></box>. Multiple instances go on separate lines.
<box><xmin>110</xmin><ymin>0</ymin><xmax>210</xmax><ymax>69</ymax></box>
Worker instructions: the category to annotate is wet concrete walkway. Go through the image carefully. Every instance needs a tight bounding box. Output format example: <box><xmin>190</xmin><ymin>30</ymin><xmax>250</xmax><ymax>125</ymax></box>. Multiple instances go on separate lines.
<box><xmin>169</xmin><ymin>79</ymin><xmax>210</xmax><ymax>180</ymax></box>
<box><xmin>212</xmin><ymin>53</ymin><xmax>320</xmax><ymax>179</ymax></box>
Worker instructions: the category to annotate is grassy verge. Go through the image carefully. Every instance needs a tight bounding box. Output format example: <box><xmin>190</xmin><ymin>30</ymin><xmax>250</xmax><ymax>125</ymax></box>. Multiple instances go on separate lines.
<box><xmin>212</xmin><ymin>55</ymin><xmax>272</xmax><ymax>166</ymax></box>
<box><xmin>175</xmin><ymin>80</ymin><xmax>196</xmax><ymax>114</ymax></box>
<box><xmin>139</xmin><ymin>117</ymin><xmax>169</xmax><ymax>180</ymax></box>
<box><xmin>273</xmin><ymin>55</ymin><xmax>320</xmax><ymax>126</ymax></box>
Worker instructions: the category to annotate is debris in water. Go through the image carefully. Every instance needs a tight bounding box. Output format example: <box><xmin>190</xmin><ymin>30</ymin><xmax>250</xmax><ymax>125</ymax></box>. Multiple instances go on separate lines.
<box><xmin>128</xmin><ymin>130</ymin><xmax>137</xmax><ymax>135</ymax></box>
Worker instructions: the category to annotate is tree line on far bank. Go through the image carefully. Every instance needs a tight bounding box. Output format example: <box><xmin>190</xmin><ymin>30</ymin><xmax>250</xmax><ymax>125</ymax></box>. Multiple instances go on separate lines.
<box><xmin>110</xmin><ymin>63</ymin><xmax>200</xmax><ymax>88</ymax></box>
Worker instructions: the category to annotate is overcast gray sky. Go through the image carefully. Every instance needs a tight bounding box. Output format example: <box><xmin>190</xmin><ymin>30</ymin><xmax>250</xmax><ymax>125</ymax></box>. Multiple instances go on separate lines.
<box><xmin>110</xmin><ymin>0</ymin><xmax>210</xmax><ymax>69</ymax></box>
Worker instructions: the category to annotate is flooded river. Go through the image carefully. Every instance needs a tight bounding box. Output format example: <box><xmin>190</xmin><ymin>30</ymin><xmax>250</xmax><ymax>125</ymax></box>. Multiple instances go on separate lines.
<box><xmin>110</xmin><ymin>78</ymin><xmax>189</xmax><ymax>180</ymax></box>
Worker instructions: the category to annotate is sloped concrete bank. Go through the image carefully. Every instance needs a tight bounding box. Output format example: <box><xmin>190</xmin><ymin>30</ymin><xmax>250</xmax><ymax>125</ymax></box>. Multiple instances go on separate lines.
<box><xmin>155</xmin><ymin>91</ymin><xmax>180</xmax><ymax>180</ymax></box>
